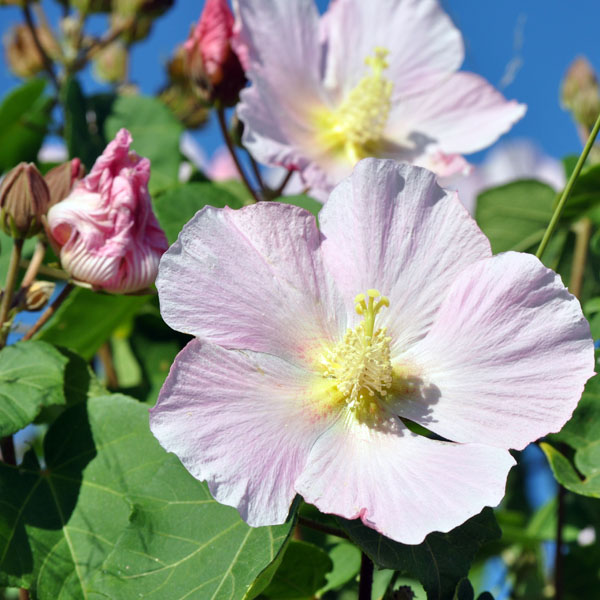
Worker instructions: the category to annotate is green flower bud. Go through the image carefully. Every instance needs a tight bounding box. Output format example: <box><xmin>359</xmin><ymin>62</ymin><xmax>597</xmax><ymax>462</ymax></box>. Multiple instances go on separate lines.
<box><xmin>0</xmin><ymin>163</ymin><xmax>50</xmax><ymax>239</ymax></box>
<box><xmin>44</xmin><ymin>158</ymin><xmax>85</xmax><ymax>208</ymax></box>
<box><xmin>561</xmin><ymin>57</ymin><xmax>600</xmax><ymax>132</ymax></box>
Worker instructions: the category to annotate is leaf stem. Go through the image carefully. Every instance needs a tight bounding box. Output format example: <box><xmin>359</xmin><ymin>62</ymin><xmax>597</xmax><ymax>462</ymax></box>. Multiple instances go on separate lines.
<box><xmin>0</xmin><ymin>238</ymin><xmax>24</xmax><ymax>348</ymax></box>
<box><xmin>22</xmin><ymin>282</ymin><xmax>74</xmax><ymax>341</ymax></box>
<box><xmin>216</xmin><ymin>107</ymin><xmax>261</xmax><ymax>203</ymax></box>
<box><xmin>358</xmin><ymin>552</ymin><xmax>374</xmax><ymax>600</ymax></box>
<box><xmin>536</xmin><ymin>110</ymin><xmax>600</xmax><ymax>260</ymax></box>
<box><xmin>296</xmin><ymin>515</ymin><xmax>349</xmax><ymax>540</ymax></box>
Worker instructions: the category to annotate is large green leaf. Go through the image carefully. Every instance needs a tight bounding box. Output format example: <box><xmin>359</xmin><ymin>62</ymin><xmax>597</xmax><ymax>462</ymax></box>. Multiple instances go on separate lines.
<box><xmin>153</xmin><ymin>182</ymin><xmax>244</xmax><ymax>244</ymax></box>
<box><xmin>337</xmin><ymin>509</ymin><xmax>500</xmax><ymax>600</ymax></box>
<box><xmin>88</xmin><ymin>461</ymin><xmax>295</xmax><ymax>599</ymax></box>
<box><xmin>1</xmin><ymin>394</ymin><xmax>295</xmax><ymax>598</ymax></box>
<box><xmin>105</xmin><ymin>94</ymin><xmax>183</xmax><ymax>194</ymax></box>
<box><xmin>0</xmin><ymin>79</ymin><xmax>52</xmax><ymax>173</ymax></box>
<box><xmin>475</xmin><ymin>180</ymin><xmax>556</xmax><ymax>254</ymax></box>
<box><xmin>0</xmin><ymin>341</ymin><xmax>67</xmax><ymax>437</ymax></box>
<box><xmin>36</xmin><ymin>287</ymin><xmax>149</xmax><ymax>359</ymax></box>
<box><xmin>543</xmin><ymin>373</ymin><xmax>600</xmax><ymax>497</ymax></box>
<box><xmin>318</xmin><ymin>542</ymin><xmax>361</xmax><ymax>595</ymax></box>
<box><xmin>560</xmin><ymin>162</ymin><xmax>600</xmax><ymax>221</ymax></box>
<box><xmin>261</xmin><ymin>540</ymin><xmax>332</xmax><ymax>599</ymax></box>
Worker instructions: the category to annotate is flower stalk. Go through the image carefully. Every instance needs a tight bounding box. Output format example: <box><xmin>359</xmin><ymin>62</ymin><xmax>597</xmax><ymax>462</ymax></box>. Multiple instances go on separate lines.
<box><xmin>216</xmin><ymin>106</ymin><xmax>261</xmax><ymax>203</ymax></box>
<box><xmin>536</xmin><ymin>111</ymin><xmax>600</xmax><ymax>260</ymax></box>
<box><xmin>0</xmin><ymin>238</ymin><xmax>24</xmax><ymax>348</ymax></box>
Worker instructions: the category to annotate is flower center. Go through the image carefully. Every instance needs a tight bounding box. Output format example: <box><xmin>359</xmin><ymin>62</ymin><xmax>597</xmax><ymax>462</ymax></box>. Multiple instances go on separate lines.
<box><xmin>315</xmin><ymin>48</ymin><xmax>393</xmax><ymax>164</ymax></box>
<box><xmin>317</xmin><ymin>289</ymin><xmax>393</xmax><ymax>419</ymax></box>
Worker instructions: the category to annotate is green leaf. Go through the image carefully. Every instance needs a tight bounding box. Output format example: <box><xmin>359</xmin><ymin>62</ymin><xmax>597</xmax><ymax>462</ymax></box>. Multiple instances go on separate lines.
<box><xmin>154</xmin><ymin>182</ymin><xmax>244</xmax><ymax>244</ymax></box>
<box><xmin>0</xmin><ymin>341</ymin><xmax>67</xmax><ymax>437</ymax></box>
<box><xmin>553</xmin><ymin>373</ymin><xmax>600</xmax><ymax>450</ymax></box>
<box><xmin>62</xmin><ymin>77</ymin><xmax>106</xmax><ymax>170</ymax></box>
<box><xmin>541</xmin><ymin>442</ymin><xmax>600</xmax><ymax>497</ymax></box>
<box><xmin>475</xmin><ymin>180</ymin><xmax>556</xmax><ymax>254</ymax></box>
<box><xmin>0</xmin><ymin>394</ymin><xmax>165</xmax><ymax>593</ymax></box>
<box><xmin>543</xmin><ymin>373</ymin><xmax>600</xmax><ymax>497</ymax></box>
<box><xmin>261</xmin><ymin>540</ymin><xmax>332</xmax><ymax>599</ymax></box>
<box><xmin>276</xmin><ymin>195</ymin><xmax>322</xmax><ymax>222</ymax></box>
<box><xmin>318</xmin><ymin>542</ymin><xmax>361</xmax><ymax>595</ymax></box>
<box><xmin>105</xmin><ymin>94</ymin><xmax>183</xmax><ymax>194</ymax></box>
<box><xmin>36</xmin><ymin>287</ymin><xmax>150</xmax><ymax>360</ymax></box>
<box><xmin>126</xmin><ymin>310</ymin><xmax>188</xmax><ymax>405</ymax></box>
<box><xmin>337</xmin><ymin>508</ymin><xmax>501</xmax><ymax>600</ymax></box>
<box><xmin>1</xmin><ymin>393</ymin><xmax>294</xmax><ymax>599</ymax></box>
<box><xmin>0</xmin><ymin>78</ymin><xmax>52</xmax><ymax>173</ymax></box>
<box><xmin>560</xmin><ymin>162</ymin><xmax>600</xmax><ymax>221</ymax></box>
<box><xmin>88</xmin><ymin>460</ymin><xmax>295</xmax><ymax>600</ymax></box>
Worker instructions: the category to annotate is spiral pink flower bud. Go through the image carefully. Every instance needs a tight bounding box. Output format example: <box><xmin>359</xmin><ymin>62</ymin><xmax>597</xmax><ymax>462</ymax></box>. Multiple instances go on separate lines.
<box><xmin>46</xmin><ymin>129</ymin><xmax>168</xmax><ymax>293</ymax></box>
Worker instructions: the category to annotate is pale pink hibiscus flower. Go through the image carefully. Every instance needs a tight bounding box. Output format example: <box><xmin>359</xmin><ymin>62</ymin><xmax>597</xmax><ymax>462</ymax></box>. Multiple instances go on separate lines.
<box><xmin>150</xmin><ymin>159</ymin><xmax>593</xmax><ymax>544</ymax></box>
<box><xmin>236</xmin><ymin>0</ymin><xmax>526</xmax><ymax>200</ymax></box>
<box><xmin>47</xmin><ymin>129</ymin><xmax>168</xmax><ymax>293</ymax></box>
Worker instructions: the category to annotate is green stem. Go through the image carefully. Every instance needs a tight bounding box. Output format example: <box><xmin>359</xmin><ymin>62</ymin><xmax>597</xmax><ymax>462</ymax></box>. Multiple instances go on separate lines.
<box><xmin>216</xmin><ymin>107</ymin><xmax>261</xmax><ymax>203</ymax></box>
<box><xmin>0</xmin><ymin>238</ymin><xmax>24</xmax><ymax>348</ymax></box>
<box><xmin>536</xmin><ymin>110</ymin><xmax>600</xmax><ymax>260</ymax></box>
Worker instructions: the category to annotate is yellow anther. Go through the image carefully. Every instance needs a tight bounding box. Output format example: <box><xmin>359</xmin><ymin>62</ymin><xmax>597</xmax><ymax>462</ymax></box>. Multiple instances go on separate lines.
<box><xmin>316</xmin><ymin>289</ymin><xmax>392</xmax><ymax>422</ymax></box>
<box><xmin>314</xmin><ymin>47</ymin><xmax>393</xmax><ymax>164</ymax></box>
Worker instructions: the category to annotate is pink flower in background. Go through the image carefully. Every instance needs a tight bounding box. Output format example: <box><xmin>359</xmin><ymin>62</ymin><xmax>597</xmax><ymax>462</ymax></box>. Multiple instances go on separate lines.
<box><xmin>442</xmin><ymin>139</ymin><xmax>566</xmax><ymax>214</ymax></box>
<box><xmin>150</xmin><ymin>159</ymin><xmax>593</xmax><ymax>544</ymax></box>
<box><xmin>47</xmin><ymin>129</ymin><xmax>168</xmax><ymax>293</ymax></box>
<box><xmin>236</xmin><ymin>0</ymin><xmax>526</xmax><ymax>200</ymax></box>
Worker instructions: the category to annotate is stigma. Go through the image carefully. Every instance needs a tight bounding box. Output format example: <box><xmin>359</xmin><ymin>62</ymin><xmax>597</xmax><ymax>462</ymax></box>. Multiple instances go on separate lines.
<box><xmin>317</xmin><ymin>289</ymin><xmax>393</xmax><ymax>420</ymax></box>
<box><xmin>315</xmin><ymin>48</ymin><xmax>393</xmax><ymax>163</ymax></box>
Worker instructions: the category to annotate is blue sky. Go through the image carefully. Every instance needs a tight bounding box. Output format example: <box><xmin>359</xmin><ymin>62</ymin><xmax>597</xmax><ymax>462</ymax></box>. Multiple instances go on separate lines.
<box><xmin>1</xmin><ymin>0</ymin><xmax>599</xmax><ymax>163</ymax></box>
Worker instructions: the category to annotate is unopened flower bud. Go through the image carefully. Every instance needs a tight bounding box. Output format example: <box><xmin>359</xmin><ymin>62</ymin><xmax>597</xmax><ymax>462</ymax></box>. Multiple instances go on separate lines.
<box><xmin>0</xmin><ymin>163</ymin><xmax>50</xmax><ymax>239</ymax></box>
<box><xmin>562</xmin><ymin>57</ymin><xmax>600</xmax><ymax>131</ymax></box>
<box><xmin>159</xmin><ymin>82</ymin><xmax>209</xmax><ymax>129</ymax></box>
<box><xmin>4</xmin><ymin>24</ymin><xmax>59</xmax><ymax>79</ymax></box>
<box><xmin>44</xmin><ymin>158</ymin><xmax>86</xmax><ymax>208</ymax></box>
<box><xmin>184</xmin><ymin>0</ymin><xmax>246</xmax><ymax>107</ymax></box>
<box><xmin>23</xmin><ymin>280</ymin><xmax>55</xmax><ymax>312</ymax></box>
<box><xmin>93</xmin><ymin>41</ymin><xmax>128</xmax><ymax>83</ymax></box>
<box><xmin>46</xmin><ymin>129</ymin><xmax>168</xmax><ymax>293</ymax></box>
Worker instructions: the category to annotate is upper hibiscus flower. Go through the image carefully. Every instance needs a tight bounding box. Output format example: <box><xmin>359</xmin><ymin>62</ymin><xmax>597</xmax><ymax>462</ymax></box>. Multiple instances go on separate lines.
<box><xmin>46</xmin><ymin>129</ymin><xmax>169</xmax><ymax>293</ymax></box>
<box><xmin>236</xmin><ymin>0</ymin><xmax>526</xmax><ymax>200</ymax></box>
<box><xmin>150</xmin><ymin>159</ymin><xmax>593</xmax><ymax>544</ymax></box>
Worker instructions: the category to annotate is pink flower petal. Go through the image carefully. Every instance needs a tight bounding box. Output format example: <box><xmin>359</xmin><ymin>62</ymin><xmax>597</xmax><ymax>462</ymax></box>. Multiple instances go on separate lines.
<box><xmin>157</xmin><ymin>202</ymin><xmax>346</xmax><ymax>365</ymax></box>
<box><xmin>319</xmin><ymin>159</ymin><xmax>491</xmax><ymax>355</ymax></box>
<box><xmin>296</xmin><ymin>415</ymin><xmax>515</xmax><ymax>544</ymax></box>
<box><xmin>322</xmin><ymin>0</ymin><xmax>464</xmax><ymax>101</ymax></box>
<box><xmin>150</xmin><ymin>339</ymin><xmax>336</xmax><ymax>526</ymax></box>
<box><xmin>393</xmin><ymin>72</ymin><xmax>527</xmax><ymax>155</ymax></box>
<box><xmin>398</xmin><ymin>252</ymin><xmax>595</xmax><ymax>450</ymax></box>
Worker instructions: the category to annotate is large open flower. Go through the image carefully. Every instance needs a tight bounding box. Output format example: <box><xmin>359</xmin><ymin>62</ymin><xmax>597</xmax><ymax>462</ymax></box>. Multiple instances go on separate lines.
<box><xmin>151</xmin><ymin>159</ymin><xmax>593</xmax><ymax>544</ymax></box>
<box><xmin>236</xmin><ymin>0</ymin><xmax>526</xmax><ymax>200</ymax></box>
